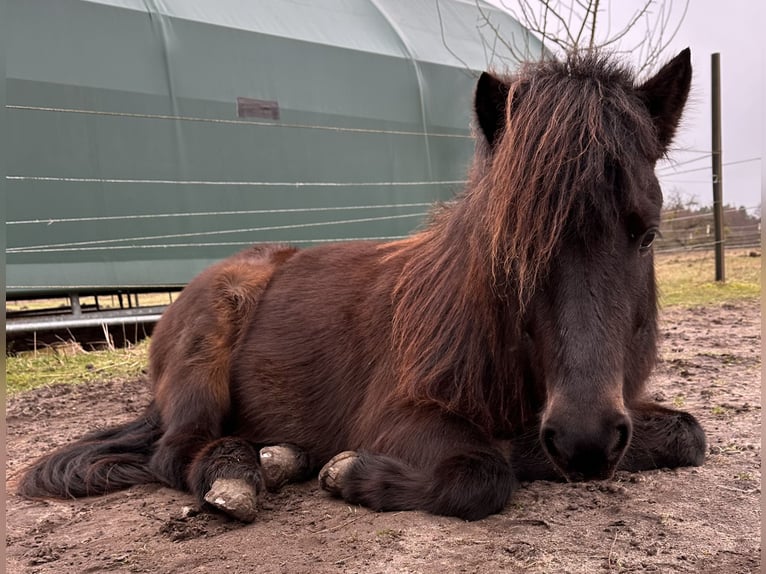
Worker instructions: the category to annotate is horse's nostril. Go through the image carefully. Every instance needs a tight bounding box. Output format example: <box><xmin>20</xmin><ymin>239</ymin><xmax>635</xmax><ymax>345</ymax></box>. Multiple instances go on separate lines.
<box><xmin>613</xmin><ymin>420</ymin><xmax>632</xmax><ymax>457</ymax></box>
<box><xmin>542</xmin><ymin>427</ymin><xmax>558</xmax><ymax>458</ymax></box>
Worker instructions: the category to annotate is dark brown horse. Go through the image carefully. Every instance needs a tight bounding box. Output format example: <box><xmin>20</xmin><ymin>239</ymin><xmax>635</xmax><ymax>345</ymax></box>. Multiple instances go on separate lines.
<box><xmin>20</xmin><ymin>49</ymin><xmax>706</xmax><ymax>522</ymax></box>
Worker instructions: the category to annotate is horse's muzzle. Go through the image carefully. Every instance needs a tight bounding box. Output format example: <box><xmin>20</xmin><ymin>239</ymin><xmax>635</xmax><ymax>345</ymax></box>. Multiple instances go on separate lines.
<box><xmin>540</xmin><ymin>411</ymin><xmax>632</xmax><ymax>481</ymax></box>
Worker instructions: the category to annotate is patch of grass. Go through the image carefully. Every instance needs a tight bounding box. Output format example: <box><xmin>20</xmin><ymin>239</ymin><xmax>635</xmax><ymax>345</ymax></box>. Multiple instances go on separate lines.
<box><xmin>734</xmin><ymin>472</ymin><xmax>754</xmax><ymax>481</ymax></box>
<box><xmin>734</xmin><ymin>472</ymin><xmax>755</xmax><ymax>480</ymax></box>
<box><xmin>375</xmin><ymin>529</ymin><xmax>404</xmax><ymax>541</ymax></box>
<box><xmin>672</xmin><ymin>395</ymin><xmax>686</xmax><ymax>408</ymax></box>
<box><xmin>710</xmin><ymin>405</ymin><xmax>729</xmax><ymax>417</ymax></box>
<box><xmin>655</xmin><ymin>249</ymin><xmax>761</xmax><ymax>307</ymax></box>
<box><xmin>6</xmin><ymin>340</ymin><xmax>149</xmax><ymax>395</ymax></box>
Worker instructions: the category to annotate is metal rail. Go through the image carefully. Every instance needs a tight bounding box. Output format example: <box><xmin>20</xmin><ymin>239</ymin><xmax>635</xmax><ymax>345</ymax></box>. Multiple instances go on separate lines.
<box><xmin>6</xmin><ymin>306</ymin><xmax>166</xmax><ymax>334</ymax></box>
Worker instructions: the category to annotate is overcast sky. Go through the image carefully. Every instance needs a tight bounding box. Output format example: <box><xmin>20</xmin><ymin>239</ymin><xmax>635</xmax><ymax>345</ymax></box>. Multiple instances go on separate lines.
<box><xmin>488</xmin><ymin>1</ymin><xmax>763</xmax><ymax>210</ymax></box>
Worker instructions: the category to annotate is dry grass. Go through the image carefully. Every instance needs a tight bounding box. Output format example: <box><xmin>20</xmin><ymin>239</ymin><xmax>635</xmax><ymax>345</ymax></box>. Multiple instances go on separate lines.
<box><xmin>6</xmin><ymin>292</ymin><xmax>177</xmax><ymax>314</ymax></box>
<box><xmin>6</xmin><ymin>340</ymin><xmax>149</xmax><ymax>395</ymax></box>
<box><xmin>655</xmin><ymin>248</ymin><xmax>761</xmax><ymax>308</ymax></box>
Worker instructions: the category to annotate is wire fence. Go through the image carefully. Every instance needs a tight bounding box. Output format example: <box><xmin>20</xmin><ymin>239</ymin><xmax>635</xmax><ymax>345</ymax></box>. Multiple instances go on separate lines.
<box><xmin>8</xmin><ymin>192</ymin><xmax>760</xmax><ymax>254</ymax></box>
<box><xmin>656</xmin><ymin>205</ymin><xmax>761</xmax><ymax>253</ymax></box>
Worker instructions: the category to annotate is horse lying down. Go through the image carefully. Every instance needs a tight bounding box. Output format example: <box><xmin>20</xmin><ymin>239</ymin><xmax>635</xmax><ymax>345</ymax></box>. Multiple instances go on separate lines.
<box><xmin>20</xmin><ymin>49</ymin><xmax>706</xmax><ymax>522</ymax></box>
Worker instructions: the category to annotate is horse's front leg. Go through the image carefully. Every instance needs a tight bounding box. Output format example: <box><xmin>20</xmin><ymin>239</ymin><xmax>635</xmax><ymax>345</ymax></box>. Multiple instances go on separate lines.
<box><xmin>317</xmin><ymin>414</ymin><xmax>519</xmax><ymax>521</ymax></box>
<box><xmin>320</xmin><ymin>449</ymin><xmax>517</xmax><ymax>521</ymax></box>
<box><xmin>619</xmin><ymin>401</ymin><xmax>706</xmax><ymax>472</ymax></box>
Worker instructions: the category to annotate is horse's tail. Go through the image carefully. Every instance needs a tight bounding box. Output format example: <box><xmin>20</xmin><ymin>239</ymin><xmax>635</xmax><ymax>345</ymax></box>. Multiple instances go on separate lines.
<box><xmin>18</xmin><ymin>402</ymin><xmax>164</xmax><ymax>499</ymax></box>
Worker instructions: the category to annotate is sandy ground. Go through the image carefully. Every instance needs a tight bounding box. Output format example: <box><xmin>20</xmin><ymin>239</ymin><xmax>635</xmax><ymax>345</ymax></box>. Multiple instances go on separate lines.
<box><xmin>5</xmin><ymin>300</ymin><xmax>761</xmax><ymax>574</ymax></box>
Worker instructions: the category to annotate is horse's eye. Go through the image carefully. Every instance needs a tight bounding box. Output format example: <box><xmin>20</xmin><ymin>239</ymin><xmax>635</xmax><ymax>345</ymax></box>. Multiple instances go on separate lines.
<box><xmin>639</xmin><ymin>229</ymin><xmax>658</xmax><ymax>253</ymax></box>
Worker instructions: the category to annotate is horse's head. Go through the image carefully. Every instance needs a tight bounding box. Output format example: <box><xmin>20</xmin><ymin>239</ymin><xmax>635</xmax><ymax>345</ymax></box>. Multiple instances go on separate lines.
<box><xmin>474</xmin><ymin>49</ymin><xmax>692</xmax><ymax>481</ymax></box>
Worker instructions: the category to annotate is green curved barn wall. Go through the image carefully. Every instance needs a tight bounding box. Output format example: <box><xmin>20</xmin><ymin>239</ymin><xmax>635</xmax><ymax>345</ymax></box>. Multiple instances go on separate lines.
<box><xmin>6</xmin><ymin>0</ymin><xmax>543</xmax><ymax>296</ymax></box>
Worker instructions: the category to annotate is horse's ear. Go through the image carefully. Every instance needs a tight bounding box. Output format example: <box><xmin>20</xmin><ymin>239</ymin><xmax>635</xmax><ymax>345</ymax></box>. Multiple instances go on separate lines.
<box><xmin>475</xmin><ymin>72</ymin><xmax>510</xmax><ymax>148</ymax></box>
<box><xmin>636</xmin><ymin>47</ymin><xmax>692</xmax><ymax>151</ymax></box>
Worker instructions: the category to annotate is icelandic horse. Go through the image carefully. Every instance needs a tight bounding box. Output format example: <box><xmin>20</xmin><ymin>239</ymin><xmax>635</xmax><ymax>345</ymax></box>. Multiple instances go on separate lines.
<box><xmin>20</xmin><ymin>49</ymin><xmax>706</xmax><ymax>522</ymax></box>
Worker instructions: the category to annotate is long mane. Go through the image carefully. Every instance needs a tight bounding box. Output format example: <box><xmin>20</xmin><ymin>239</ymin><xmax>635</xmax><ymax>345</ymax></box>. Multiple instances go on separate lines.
<box><xmin>387</xmin><ymin>52</ymin><xmax>663</xmax><ymax>434</ymax></box>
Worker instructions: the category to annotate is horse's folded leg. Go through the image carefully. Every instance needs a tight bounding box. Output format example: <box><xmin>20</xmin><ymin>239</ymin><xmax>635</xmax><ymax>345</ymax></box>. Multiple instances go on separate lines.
<box><xmin>620</xmin><ymin>403</ymin><xmax>707</xmax><ymax>472</ymax></box>
<box><xmin>187</xmin><ymin>437</ymin><xmax>264</xmax><ymax>522</ymax></box>
<box><xmin>319</xmin><ymin>450</ymin><xmax>516</xmax><ymax>521</ymax></box>
<box><xmin>425</xmin><ymin>451</ymin><xmax>518</xmax><ymax>520</ymax></box>
<box><xmin>319</xmin><ymin>451</ymin><xmax>429</xmax><ymax>512</ymax></box>
<box><xmin>260</xmin><ymin>444</ymin><xmax>311</xmax><ymax>491</ymax></box>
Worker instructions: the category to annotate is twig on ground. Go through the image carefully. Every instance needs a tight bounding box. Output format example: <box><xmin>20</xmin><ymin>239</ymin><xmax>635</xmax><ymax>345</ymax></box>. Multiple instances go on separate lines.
<box><xmin>309</xmin><ymin>513</ymin><xmax>368</xmax><ymax>534</ymax></box>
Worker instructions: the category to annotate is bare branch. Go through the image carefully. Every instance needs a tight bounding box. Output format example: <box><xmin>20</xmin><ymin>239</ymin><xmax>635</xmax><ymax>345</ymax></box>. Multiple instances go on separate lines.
<box><xmin>572</xmin><ymin>0</ymin><xmax>594</xmax><ymax>49</ymax></box>
<box><xmin>531</xmin><ymin>1</ymin><xmax>579</xmax><ymax>46</ymax></box>
<box><xmin>589</xmin><ymin>0</ymin><xmax>601</xmax><ymax>50</ymax></box>
<box><xmin>541</xmin><ymin>1</ymin><xmax>549</xmax><ymax>54</ymax></box>
<box><xmin>435</xmin><ymin>0</ymin><xmax>478</xmax><ymax>76</ymax></box>
<box><xmin>476</xmin><ymin>0</ymin><xmax>534</xmax><ymax>64</ymax></box>
<box><xmin>638</xmin><ymin>0</ymin><xmax>689</xmax><ymax>75</ymax></box>
<box><xmin>598</xmin><ymin>1</ymin><xmax>653</xmax><ymax>48</ymax></box>
<box><xmin>493</xmin><ymin>0</ymin><xmax>688</xmax><ymax>74</ymax></box>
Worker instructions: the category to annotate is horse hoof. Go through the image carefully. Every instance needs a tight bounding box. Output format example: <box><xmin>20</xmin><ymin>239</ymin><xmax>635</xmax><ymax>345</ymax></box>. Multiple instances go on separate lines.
<box><xmin>204</xmin><ymin>478</ymin><xmax>259</xmax><ymax>522</ymax></box>
<box><xmin>259</xmin><ymin>445</ymin><xmax>305</xmax><ymax>490</ymax></box>
<box><xmin>318</xmin><ymin>451</ymin><xmax>358</xmax><ymax>495</ymax></box>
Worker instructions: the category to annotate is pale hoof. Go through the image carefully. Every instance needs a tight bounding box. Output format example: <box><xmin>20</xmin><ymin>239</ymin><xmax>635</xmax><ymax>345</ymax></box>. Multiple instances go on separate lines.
<box><xmin>203</xmin><ymin>478</ymin><xmax>259</xmax><ymax>522</ymax></box>
<box><xmin>318</xmin><ymin>451</ymin><xmax>359</xmax><ymax>495</ymax></box>
<box><xmin>259</xmin><ymin>445</ymin><xmax>305</xmax><ymax>490</ymax></box>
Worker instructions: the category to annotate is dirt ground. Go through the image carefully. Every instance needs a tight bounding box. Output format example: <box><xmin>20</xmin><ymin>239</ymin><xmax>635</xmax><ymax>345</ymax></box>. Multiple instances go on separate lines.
<box><xmin>5</xmin><ymin>299</ymin><xmax>761</xmax><ymax>574</ymax></box>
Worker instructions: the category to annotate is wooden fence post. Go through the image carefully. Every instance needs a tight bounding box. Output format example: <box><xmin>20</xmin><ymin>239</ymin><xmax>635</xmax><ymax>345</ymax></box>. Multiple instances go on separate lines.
<box><xmin>711</xmin><ymin>52</ymin><xmax>725</xmax><ymax>281</ymax></box>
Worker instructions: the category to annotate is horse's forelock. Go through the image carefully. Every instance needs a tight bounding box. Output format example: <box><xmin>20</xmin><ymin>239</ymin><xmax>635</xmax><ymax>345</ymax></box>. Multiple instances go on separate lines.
<box><xmin>485</xmin><ymin>52</ymin><xmax>661</xmax><ymax>307</ymax></box>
